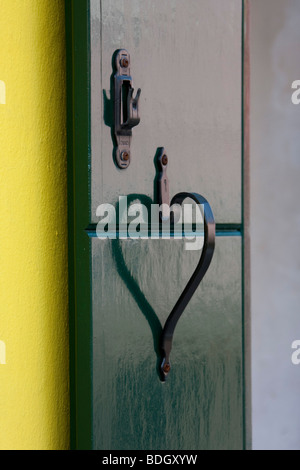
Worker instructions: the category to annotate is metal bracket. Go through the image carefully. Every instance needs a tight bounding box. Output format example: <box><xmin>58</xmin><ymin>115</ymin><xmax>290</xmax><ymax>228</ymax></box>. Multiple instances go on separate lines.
<box><xmin>114</xmin><ymin>49</ymin><xmax>141</xmax><ymax>169</ymax></box>
<box><xmin>156</xmin><ymin>148</ymin><xmax>170</xmax><ymax>221</ymax></box>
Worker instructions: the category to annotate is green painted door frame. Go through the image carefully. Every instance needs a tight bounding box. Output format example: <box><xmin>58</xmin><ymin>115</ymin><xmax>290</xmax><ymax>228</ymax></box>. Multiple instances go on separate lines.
<box><xmin>66</xmin><ymin>0</ymin><xmax>251</xmax><ymax>451</ymax></box>
<box><xmin>66</xmin><ymin>0</ymin><xmax>93</xmax><ymax>450</ymax></box>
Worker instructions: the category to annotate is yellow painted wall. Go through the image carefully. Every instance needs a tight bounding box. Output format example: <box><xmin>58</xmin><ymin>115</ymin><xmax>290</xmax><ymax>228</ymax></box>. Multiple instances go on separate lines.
<box><xmin>0</xmin><ymin>0</ymin><xmax>69</xmax><ymax>449</ymax></box>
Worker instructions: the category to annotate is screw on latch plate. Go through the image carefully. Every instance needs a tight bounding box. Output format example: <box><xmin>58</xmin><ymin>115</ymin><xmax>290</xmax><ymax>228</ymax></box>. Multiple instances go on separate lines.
<box><xmin>114</xmin><ymin>49</ymin><xmax>141</xmax><ymax>169</ymax></box>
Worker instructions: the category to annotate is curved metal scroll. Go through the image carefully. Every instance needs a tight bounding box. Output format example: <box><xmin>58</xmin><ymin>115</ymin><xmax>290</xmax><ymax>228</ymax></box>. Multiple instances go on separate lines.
<box><xmin>160</xmin><ymin>192</ymin><xmax>215</xmax><ymax>381</ymax></box>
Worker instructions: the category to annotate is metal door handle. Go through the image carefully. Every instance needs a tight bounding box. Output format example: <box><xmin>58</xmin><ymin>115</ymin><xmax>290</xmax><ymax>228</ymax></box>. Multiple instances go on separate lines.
<box><xmin>156</xmin><ymin>149</ymin><xmax>215</xmax><ymax>380</ymax></box>
<box><xmin>160</xmin><ymin>192</ymin><xmax>215</xmax><ymax>380</ymax></box>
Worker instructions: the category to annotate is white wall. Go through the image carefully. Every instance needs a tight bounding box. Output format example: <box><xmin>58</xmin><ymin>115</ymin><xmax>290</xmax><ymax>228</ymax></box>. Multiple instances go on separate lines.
<box><xmin>250</xmin><ymin>0</ymin><xmax>300</xmax><ymax>450</ymax></box>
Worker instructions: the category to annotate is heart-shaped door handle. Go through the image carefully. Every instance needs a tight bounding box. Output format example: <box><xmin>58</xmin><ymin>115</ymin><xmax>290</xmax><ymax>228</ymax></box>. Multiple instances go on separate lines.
<box><xmin>156</xmin><ymin>149</ymin><xmax>215</xmax><ymax>380</ymax></box>
<box><xmin>160</xmin><ymin>191</ymin><xmax>215</xmax><ymax>380</ymax></box>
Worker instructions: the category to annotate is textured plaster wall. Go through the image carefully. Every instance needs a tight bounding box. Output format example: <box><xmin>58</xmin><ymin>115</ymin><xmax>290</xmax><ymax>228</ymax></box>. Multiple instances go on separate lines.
<box><xmin>0</xmin><ymin>0</ymin><xmax>69</xmax><ymax>449</ymax></box>
<box><xmin>250</xmin><ymin>0</ymin><xmax>300</xmax><ymax>450</ymax></box>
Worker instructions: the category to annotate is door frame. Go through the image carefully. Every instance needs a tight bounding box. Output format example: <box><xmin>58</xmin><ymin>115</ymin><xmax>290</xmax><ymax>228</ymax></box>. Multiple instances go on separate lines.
<box><xmin>66</xmin><ymin>0</ymin><xmax>93</xmax><ymax>450</ymax></box>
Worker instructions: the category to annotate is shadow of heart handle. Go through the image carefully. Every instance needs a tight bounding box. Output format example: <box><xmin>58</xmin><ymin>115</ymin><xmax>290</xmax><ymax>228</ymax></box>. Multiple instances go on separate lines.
<box><xmin>111</xmin><ymin>195</ymin><xmax>163</xmax><ymax>377</ymax></box>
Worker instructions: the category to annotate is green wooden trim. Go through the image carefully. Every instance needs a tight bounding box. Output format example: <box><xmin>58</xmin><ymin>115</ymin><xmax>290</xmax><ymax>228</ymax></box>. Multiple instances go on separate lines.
<box><xmin>65</xmin><ymin>0</ymin><xmax>93</xmax><ymax>450</ymax></box>
<box><xmin>242</xmin><ymin>0</ymin><xmax>252</xmax><ymax>451</ymax></box>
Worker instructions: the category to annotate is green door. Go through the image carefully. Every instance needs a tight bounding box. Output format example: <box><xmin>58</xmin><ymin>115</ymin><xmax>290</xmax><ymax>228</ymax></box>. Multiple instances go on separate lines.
<box><xmin>66</xmin><ymin>0</ymin><xmax>250</xmax><ymax>450</ymax></box>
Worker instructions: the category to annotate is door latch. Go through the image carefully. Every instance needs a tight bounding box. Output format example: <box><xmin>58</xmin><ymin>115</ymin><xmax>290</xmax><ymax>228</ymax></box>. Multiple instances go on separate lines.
<box><xmin>156</xmin><ymin>148</ymin><xmax>171</xmax><ymax>221</ymax></box>
<box><xmin>114</xmin><ymin>49</ymin><xmax>141</xmax><ymax>169</ymax></box>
